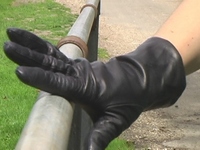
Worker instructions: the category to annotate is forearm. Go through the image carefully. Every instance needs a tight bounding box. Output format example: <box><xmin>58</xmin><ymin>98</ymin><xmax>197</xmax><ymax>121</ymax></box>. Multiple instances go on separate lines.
<box><xmin>155</xmin><ymin>0</ymin><xmax>200</xmax><ymax>75</ymax></box>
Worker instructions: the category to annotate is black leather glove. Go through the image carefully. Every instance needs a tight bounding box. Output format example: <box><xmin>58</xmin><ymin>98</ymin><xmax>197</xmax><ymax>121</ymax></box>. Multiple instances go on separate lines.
<box><xmin>4</xmin><ymin>28</ymin><xmax>186</xmax><ymax>150</ymax></box>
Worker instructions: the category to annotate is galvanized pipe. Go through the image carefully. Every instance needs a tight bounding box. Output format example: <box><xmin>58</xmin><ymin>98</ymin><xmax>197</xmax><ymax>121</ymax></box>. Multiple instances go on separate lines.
<box><xmin>15</xmin><ymin>0</ymin><xmax>100</xmax><ymax>149</ymax></box>
<box><xmin>59</xmin><ymin>0</ymin><xmax>100</xmax><ymax>58</ymax></box>
<box><xmin>67</xmin><ymin>0</ymin><xmax>99</xmax><ymax>43</ymax></box>
<box><xmin>15</xmin><ymin>93</ymin><xmax>74</xmax><ymax>150</ymax></box>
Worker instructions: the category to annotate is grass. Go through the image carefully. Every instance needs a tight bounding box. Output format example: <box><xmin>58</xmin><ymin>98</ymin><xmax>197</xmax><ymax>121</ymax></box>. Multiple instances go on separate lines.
<box><xmin>0</xmin><ymin>0</ymin><xmax>134</xmax><ymax>149</ymax></box>
<box><xmin>0</xmin><ymin>0</ymin><xmax>76</xmax><ymax>149</ymax></box>
<box><xmin>98</xmin><ymin>47</ymin><xmax>110</xmax><ymax>60</ymax></box>
<box><xmin>106</xmin><ymin>138</ymin><xmax>135</xmax><ymax>150</ymax></box>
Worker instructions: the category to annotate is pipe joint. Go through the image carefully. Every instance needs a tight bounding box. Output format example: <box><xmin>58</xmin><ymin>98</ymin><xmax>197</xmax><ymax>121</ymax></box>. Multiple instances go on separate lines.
<box><xmin>57</xmin><ymin>36</ymin><xmax>88</xmax><ymax>58</ymax></box>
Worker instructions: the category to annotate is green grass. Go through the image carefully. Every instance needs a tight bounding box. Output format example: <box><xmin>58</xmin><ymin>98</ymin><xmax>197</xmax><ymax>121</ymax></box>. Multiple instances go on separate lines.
<box><xmin>98</xmin><ymin>47</ymin><xmax>110</xmax><ymax>60</ymax></box>
<box><xmin>0</xmin><ymin>0</ymin><xmax>134</xmax><ymax>149</ymax></box>
<box><xmin>0</xmin><ymin>0</ymin><xmax>76</xmax><ymax>149</ymax></box>
<box><xmin>106</xmin><ymin>138</ymin><xmax>135</xmax><ymax>150</ymax></box>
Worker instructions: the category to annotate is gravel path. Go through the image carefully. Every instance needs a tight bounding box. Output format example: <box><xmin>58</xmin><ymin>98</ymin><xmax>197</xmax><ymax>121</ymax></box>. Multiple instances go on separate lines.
<box><xmin>55</xmin><ymin>0</ymin><xmax>187</xmax><ymax>149</ymax></box>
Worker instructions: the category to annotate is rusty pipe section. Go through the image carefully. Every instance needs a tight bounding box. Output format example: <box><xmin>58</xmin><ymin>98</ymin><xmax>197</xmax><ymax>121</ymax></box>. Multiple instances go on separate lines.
<box><xmin>15</xmin><ymin>0</ymin><xmax>100</xmax><ymax>149</ymax></box>
<box><xmin>58</xmin><ymin>0</ymin><xmax>100</xmax><ymax>58</ymax></box>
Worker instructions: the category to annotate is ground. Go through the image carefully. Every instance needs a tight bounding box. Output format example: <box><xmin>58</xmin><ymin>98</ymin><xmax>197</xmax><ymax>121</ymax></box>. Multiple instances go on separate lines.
<box><xmin>55</xmin><ymin>1</ymin><xmax>185</xmax><ymax>149</ymax></box>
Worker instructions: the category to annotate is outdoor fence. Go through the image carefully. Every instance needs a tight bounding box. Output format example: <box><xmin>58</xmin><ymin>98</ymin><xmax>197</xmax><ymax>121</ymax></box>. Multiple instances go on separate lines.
<box><xmin>15</xmin><ymin>0</ymin><xmax>100</xmax><ymax>149</ymax></box>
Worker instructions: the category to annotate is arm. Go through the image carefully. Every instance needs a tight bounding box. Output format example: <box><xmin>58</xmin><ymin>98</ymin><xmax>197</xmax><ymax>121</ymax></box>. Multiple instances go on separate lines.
<box><xmin>155</xmin><ymin>0</ymin><xmax>200</xmax><ymax>75</ymax></box>
<box><xmin>4</xmin><ymin>0</ymin><xmax>197</xmax><ymax>149</ymax></box>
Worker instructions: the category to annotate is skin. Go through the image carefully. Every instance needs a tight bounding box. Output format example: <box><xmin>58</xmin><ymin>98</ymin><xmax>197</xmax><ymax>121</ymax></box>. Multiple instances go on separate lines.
<box><xmin>155</xmin><ymin>0</ymin><xmax>200</xmax><ymax>75</ymax></box>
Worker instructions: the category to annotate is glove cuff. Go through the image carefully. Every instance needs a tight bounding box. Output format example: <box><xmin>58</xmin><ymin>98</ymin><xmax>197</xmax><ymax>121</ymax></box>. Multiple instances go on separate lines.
<box><xmin>117</xmin><ymin>37</ymin><xmax>186</xmax><ymax>110</ymax></box>
<box><xmin>145</xmin><ymin>37</ymin><xmax>186</xmax><ymax>110</ymax></box>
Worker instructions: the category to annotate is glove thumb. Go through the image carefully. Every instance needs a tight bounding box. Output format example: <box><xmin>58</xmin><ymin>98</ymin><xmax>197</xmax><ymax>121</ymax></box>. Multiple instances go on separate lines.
<box><xmin>84</xmin><ymin>116</ymin><xmax>127</xmax><ymax>150</ymax></box>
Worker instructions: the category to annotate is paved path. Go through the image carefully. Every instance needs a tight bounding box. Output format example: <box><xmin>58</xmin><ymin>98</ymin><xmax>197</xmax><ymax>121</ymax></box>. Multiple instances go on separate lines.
<box><xmin>101</xmin><ymin>0</ymin><xmax>180</xmax><ymax>33</ymax></box>
<box><xmin>101</xmin><ymin>0</ymin><xmax>200</xmax><ymax>149</ymax></box>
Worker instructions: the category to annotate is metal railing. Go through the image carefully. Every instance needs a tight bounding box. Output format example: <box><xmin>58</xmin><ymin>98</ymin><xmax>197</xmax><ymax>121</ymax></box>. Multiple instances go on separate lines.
<box><xmin>15</xmin><ymin>0</ymin><xmax>100</xmax><ymax>149</ymax></box>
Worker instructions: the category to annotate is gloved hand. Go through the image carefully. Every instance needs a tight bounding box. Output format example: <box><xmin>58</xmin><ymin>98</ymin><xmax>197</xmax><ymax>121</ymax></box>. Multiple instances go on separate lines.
<box><xmin>4</xmin><ymin>28</ymin><xmax>186</xmax><ymax>150</ymax></box>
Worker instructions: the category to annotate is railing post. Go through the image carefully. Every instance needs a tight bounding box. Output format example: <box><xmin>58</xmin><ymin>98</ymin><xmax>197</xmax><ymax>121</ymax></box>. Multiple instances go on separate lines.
<box><xmin>87</xmin><ymin>1</ymin><xmax>101</xmax><ymax>62</ymax></box>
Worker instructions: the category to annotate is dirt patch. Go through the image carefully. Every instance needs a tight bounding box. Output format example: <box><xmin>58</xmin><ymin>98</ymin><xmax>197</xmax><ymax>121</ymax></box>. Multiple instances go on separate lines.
<box><xmin>54</xmin><ymin>0</ymin><xmax>85</xmax><ymax>14</ymax></box>
<box><xmin>121</xmin><ymin>110</ymin><xmax>185</xmax><ymax>150</ymax></box>
<box><xmin>13</xmin><ymin>0</ymin><xmax>44</xmax><ymax>6</ymax></box>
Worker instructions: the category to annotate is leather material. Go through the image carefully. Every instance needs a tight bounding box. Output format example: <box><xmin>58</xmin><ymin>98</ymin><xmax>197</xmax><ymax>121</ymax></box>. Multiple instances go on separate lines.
<box><xmin>4</xmin><ymin>28</ymin><xmax>186</xmax><ymax>150</ymax></box>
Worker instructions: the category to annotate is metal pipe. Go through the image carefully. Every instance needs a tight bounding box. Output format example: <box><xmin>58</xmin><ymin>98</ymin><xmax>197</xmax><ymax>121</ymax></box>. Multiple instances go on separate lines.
<box><xmin>15</xmin><ymin>0</ymin><xmax>100</xmax><ymax>149</ymax></box>
<box><xmin>59</xmin><ymin>0</ymin><xmax>100</xmax><ymax>57</ymax></box>
<box><xmin>15</xmin><ymin>93</ymin><xmax>74</xmax><ymax>150</ymax></box>
<box><xmin>67</xmin><ymin>0</ymin><xmax>99</xmax><ymax>43</ymax></box>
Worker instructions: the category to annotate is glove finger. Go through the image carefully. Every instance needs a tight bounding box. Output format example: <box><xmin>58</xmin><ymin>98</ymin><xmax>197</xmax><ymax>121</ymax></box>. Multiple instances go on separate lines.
<box><xmin>4</xmin><ymin>41</ymin><xmax>44</xmax><ymax>66</ymax></box>
<box><xmin>84</xmin><ymin>115</ymin><xmax>128</xmax><ymax>150</ymax></box>
<box><xmin>7</xmin><ymin>28</ymin><xmax>49</xmax><ymax>53</ymax></box>
<box><xmin>4</xmin><ymin>42</ymin><xmax>72</xmax><ymax>73</ymax></box>
<box><xmin>16</xmin><ymin>66</ymin><xmax>82</xmax><ymax>100</ymax></box>
<box><xmin>6</xmin><ymin>28</ymin><xmax>72</xmax><ymax>63</ymax></box>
